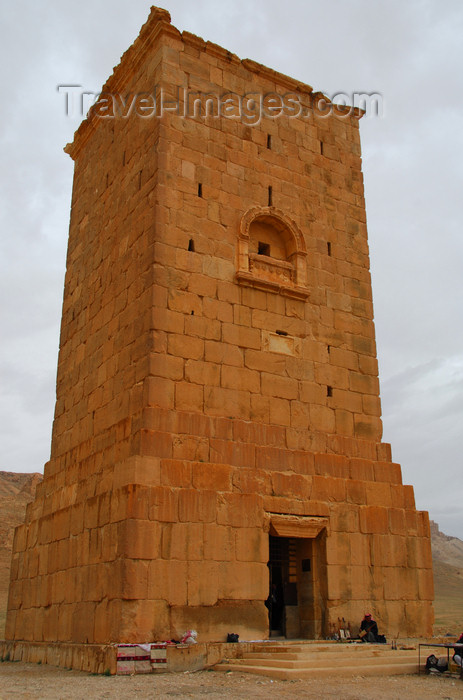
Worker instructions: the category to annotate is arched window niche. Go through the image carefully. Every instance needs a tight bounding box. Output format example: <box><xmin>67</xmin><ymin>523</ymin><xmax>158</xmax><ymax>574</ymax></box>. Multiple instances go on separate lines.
<box><xmin>236</xmin><ymin>207</ymin><xmax>309</xmax><ymax>299</ymax></box>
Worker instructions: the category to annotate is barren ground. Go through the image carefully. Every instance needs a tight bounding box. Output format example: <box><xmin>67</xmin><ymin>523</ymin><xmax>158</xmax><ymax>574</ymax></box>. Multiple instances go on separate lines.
<box><xmin>1</xmin><ymin>663</ymin><xmax>463</xmax><ymax>700</ymax></box>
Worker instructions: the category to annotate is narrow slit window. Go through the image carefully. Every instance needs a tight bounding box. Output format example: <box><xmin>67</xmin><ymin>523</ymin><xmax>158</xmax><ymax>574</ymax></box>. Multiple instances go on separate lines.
<box><xmin>188</xmin><ymin>239</ymin><xmax>195</xmax><ymax>252</ymax></box>
<box><xmin>267</xmin><ymin>134</ymin><xmax>272</xmax><ymax>149</ymax></box>
<box><xmin>320</xmin><ymin>141</ymin><xmax>324</xmax><ymax>156</ymax></box>
<box><xmin>327</xmin><ymin>385</ymin><xmax>333</xmax><ymax>397</ymax></box>
<box><xmin>258</xmin><ymin>241</ymin><xmax>270</xmax><ymax>256</ymax></box>
<box><xmin>198</xmin><ymin>182</ymin><xmax>202</xmax><ymax>197</ymax></box>
<box><xmin>327</xmin><ymin>241</ymin><xmax>332</xmax><ymax>256</ymax></box>
<box><xmin>268</xmin><ymin>185</ymin><xmax>273</xmax><ymax>206</ymax></box>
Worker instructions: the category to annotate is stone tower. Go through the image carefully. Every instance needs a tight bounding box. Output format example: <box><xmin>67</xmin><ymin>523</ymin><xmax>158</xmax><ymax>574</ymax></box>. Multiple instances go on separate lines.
<box><xmin>6</xmin><ymin>7</ymin><xmax>433</xmax><ymax>656</ymax></box>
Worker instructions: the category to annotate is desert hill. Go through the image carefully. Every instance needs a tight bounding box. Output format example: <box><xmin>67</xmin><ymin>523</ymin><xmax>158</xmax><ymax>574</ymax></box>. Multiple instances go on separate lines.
<box><xmin>429</xmin><ymin>520</ymin><xmax>463</xmax><ymax>633</ymax></box>
<box><xmin>0</xmin><ymin>472</ymin><xmax>461</xmax><ymax>637</ymax></box>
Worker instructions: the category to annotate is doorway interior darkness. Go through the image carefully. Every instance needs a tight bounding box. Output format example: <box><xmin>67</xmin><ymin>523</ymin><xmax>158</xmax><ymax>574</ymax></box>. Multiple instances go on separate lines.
<box><xmin>267</xmin><ymin>535</ymin><xmax>297</xmax><ymax>636</ymax></box>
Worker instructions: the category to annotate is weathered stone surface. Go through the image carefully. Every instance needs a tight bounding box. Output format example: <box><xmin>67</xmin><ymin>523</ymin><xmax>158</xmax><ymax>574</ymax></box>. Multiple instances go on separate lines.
<box><xmin>6</xmin><ymin>5</ymin><xmax>433</xmax><ymax>662</ymax></box>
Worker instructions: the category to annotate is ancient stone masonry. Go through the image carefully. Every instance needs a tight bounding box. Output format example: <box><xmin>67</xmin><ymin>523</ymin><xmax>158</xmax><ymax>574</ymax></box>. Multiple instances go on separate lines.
<box><xmin>6</xmin><ymin>6</ymin><xmax>433</xmax><ymax>655</ymax></box>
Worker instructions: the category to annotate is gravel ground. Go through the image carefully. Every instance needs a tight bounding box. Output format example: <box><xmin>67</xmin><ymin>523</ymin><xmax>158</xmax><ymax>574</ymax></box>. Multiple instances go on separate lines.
<box><xmin>1</xmin><ymin>663</ymin><xmax>463</xmax><ymax>700</ymax></box>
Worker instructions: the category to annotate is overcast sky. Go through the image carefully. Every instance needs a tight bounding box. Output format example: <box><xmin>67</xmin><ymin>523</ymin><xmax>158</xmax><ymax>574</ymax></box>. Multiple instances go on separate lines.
<box><xmin>1</xmin><ymin>0</ymin><xmax>462</xmax><ymax>537</ymax></box>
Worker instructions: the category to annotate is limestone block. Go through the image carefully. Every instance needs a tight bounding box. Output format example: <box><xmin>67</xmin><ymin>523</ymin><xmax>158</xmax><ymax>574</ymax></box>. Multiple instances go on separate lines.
<box><xmin>314</xmin><ymin>453</ymin><xmax>349</xmax><ymax>478</ymax></box>
<box><xmin>117</xmin><ymin>519</ymin><xmax>162</xmax><ymax>559</ymax></box>
<box><xmin>210</xmin><ymin>439</ymin><xmax>255</xmax><ymax>468</ymax></box>
<box><xmin>290</xmin><ymin>400</ymin><xmax>310</xmax><ymax>429</ymax></box>
<box><xmin>185</xmin><ymin>359</ymin><xmax>221</xmax><ymax>386</ymax></box>
<box><xmin>111</xmin><ymin>456</ymin><xmax>161</xmax><ymax>489</ymax></box>
<box><xmin>203</xmin><ymin>523</ymin><xmax>234</xmax><ymax>561</ymax></box>
<box><xmin>354</xmin><ymin>415</ymin><xmax>382</xmax><ymax>441</ymax></box>
<box><xmin>362</xmin><ymin>395</ymin><xmax>382</xmax><ymax>416</ymax></box>
<box><xmin>406</xmin><ymin>536</ymin><xmax>433</xmax><ymax>569</ymax></box>
<box><xmin>172</xmin><ymin>434</ymin><xmax>209</xmax><ymax>461</ymax></box>
<box><xmin>231</xmin><ymin>467</ymin><xmax>272</xmax><ymax>495</ymax></box>
<box><xmin>205</xmin><ymin>339</ymin><xmax>244</xmax><ymax>367</ymax></box>
<box><xmin>235</xmin><ymin>420</ymin><xmax>286</xmax><ymax>447</ymax></box>
<box><xmin>329</xmin><ymin>388</ymin><xmax>363</xmax><ymax>414</ymax></box>
<box><xmin>374</xmin><ymin>461</ymin><xmax>402</xmax><ymax>485</ymax></box>
<box><xmin>185</xmin><ymin>315</ymin><xmax>221</xmax><ymax>341</ymax></box>
<box><xmin>346</xmin><ymin>479</ymin><xmax>366</xmax><ymax>505</ymax></box>
<box><xmin>5</xmin><ymin>609</ymin><xmax>17</xmax><ymax>640</ymax></box>
<box><xmin>359</xmin><ymin>506</ymin><xmax>388</xmax><ymax>534</ymax></box>
<box><xmin>235</xmin><ymin>527</ymin><xmax>268</xmax><ymax>563</ymax></box>
<box><xmin>376</xmin><ymin>442</ymin><xmax>392</xmax><ymax>462</ymax></box>
<box><xmin>71</xmin><ymin>601</ymin><xmax>97</xmax><ymax>643</ymax></box>
<box><xmin>178</xmin><ymin>488</ymin><xmax>217</xmax><ymax>523</ymax></box>
<box><xmin>388</xmin><ymin>508</ymin><xmax>406</xmax><ymax>535</ymax></box>
<box><xmin>349</xmin><ymin>372</ymin><xmax>379</xmax><ymax>395</ymax></box>
<box><xmin>93</xmin><ymin>599</ymin><xmax>112</xmax><ymax>643</ymax></box>
<box><xmin>160</xmin><ymin>459</ymin><xmax>192</xmax><ymax>487</ymax></box>
<box><xmin>269</xmin><ymin>398</ymin><xmax>291</xmax><ymax>426</ymax></box>
<box><xmin>325</xmin><ymin>531</ymin><xmax>351</xmax><ymax>566</ymax></box>
<box><xmin>170</xmin><ymin>601</ymin><xmax>267</xmax><ymax>643</ymax></box>
<box><xmin>370</xmin><ymin>534</ymin><xmax>407</xmax><ymax>567</ymax></box>
<box><xmin>403</xmin><ymin>600</ymin><xmax>433</xmax><ymax>636</ymax></box>
<box><xmin>365</xmin><ymin>481</ymin><xmax>392</xmax><ymax>507</ymax></box>
<box><xmin>335</xmin><ymin>408</ymin><xmax>354</xmax><ymax>436</ymax></box>
<box><xmin>350</xmin><ymin>565</ymin><xmax>370</xmax><ymax>600</ymax></box>
<box><xmin>250</xmin><ymin>394</ymin><xmax>270</xmax><ymax>422</ymax></box>
<box><xmin>390</xmin><ymin>484</ymin><xmax>406</xmax><ymax>509</ymax></box>
<box><xmin>311</xmin><ymin>475</ymin><xmax>346</xmax><ymax>502</ymax></box>
<box><xmin>330</xmin><ymin>503</ymin><xmax>359</xmax><ymax>533</ymax></box>
<box><xmin>137</xmin><ymin>429</ymin><xmax>173</xmax><ymax>460</ymax></box>
<box><xmin>218</xmin><ymin>561</ymin><xmax>267</xmax><ymax>600</ymax></box>
<box><xmin>403</xmin><ymin>484</ymin><xmax>416</xmax><ymax>509</ymax></box>
<box><xmin>143</xmin><ymin>376</ymin><xmax>175</xmax><ymax>409</ymax></box>
<box><xmin>148</xmin><ymin>559</ymin><xmax>188</xmax><ymax>605</ymax></box>
<box><xmin>405</xmin><ymin>509</ymin><xmax>418</xmax><ymax>535</ymax></box>
<box><xmin>271</xmin><ymin>472</ymin><xmax>312</xmax><ymax>500</ymax></box>
<box><xmin>416</xmin><ymin>510</ymin><xmax>431</xmax><ymax>537</ymax></box>
<box><xmin>175</xmin><ymin>382</ymin><xmax>204</xmax><ymax>411</ymax></box>
<box><xmin>110</xmin><ymin>559</ymin><xmax>149</xmax><ymax>601</ymax></box>
<box><xmin>161</xmin><ymin>522</ymin><xmax>204</xmax><ymax>561</ymax></box>
<box><xmin>187</xmin><ymin>561</ymin><xmax>219</xmax><ymax>606</ymax></box>
<box><xmin>326</xmin><ymin>564</ymin><xmax>348</xmax><ymax>600</ymax></box>
<box><xmin>222</xmin><ymin>323</ymin><xmax>261</xmax><ymax>350</ymax></box>
<box><xmin>310</xmin><ymin>404</ymin><xmax>336</xmax><ymax>433</ymax></box>
<box><xmin>191</xmin><ymin>462</ymin><xmax>232</xmax><ymax>491</ymax></box>
<box><xmin>216</xmin><ymin>493</ymin><xmax>263</xmax><ymax>528</ymax></box>
<box><xmin>204</xmin><ymin>386</ymin><xmax>250</xmax><ymax>420</ymax></box>
<box><xmin>417</xmin><ymin>567</ymin><xmax>435</xmax><ymax>601</ymax></box>
<box><xmin>119</xmin><ymin>599</ymin><xmax>170</xmax><ymax>642</ymax></box>
<box><xmin>349</xmin><ymin>532</ymin><xmax>370</xmax><ymax>566</ymax></box>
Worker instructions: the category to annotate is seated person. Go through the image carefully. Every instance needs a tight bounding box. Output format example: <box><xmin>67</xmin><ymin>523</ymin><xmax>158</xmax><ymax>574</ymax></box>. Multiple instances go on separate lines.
<box><xmin>359</xmin><ymin>613</ymin><xmax>380</xmax><ymax>642</ymax></box>
<box><xmin>453</xmin><ymin>632</ymin><xmax>463</xmax><ymax>667</ymax></box>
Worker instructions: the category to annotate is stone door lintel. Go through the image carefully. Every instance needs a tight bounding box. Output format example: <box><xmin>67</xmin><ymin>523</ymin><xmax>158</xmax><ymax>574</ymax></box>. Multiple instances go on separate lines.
<box><xmin>268</xmin><ymin>514</ymin><xmax>329</xmax><ymax>539</ymax></box>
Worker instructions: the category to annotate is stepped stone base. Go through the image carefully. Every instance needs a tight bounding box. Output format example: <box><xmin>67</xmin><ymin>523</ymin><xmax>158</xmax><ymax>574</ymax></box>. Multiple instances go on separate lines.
<box><xmin>0</xmin><ymin>640</ymin><xmax>116</xmax><ymax>674</ymax></box>
<box><xmin>0</xmin><ymin>638</ymin><xmax>436</xmax><ymax>678</ymax></box>
<box><xmin>214</xmin><ymin>640</ymin><xmax>425</xmax><ymax>679</ymax></box>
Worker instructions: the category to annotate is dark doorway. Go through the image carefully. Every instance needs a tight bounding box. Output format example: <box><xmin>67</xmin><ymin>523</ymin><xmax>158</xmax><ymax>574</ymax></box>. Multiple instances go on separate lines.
<box><xmin>267</xmin><ymin>536</ymin><xmax>298</xmax><ymax>636</ymax></box>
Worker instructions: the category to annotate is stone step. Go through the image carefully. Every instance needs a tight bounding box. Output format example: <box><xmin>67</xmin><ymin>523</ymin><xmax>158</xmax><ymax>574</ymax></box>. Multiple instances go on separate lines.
<box><xmin>225</xmin><ymin>654</ymin><xmax>416</xmax><ymax>670</ymax></box>
<box><xmin>215</xmin><ymin>661</ymin><xmax>420</xmax><ymax>680</ymax></box>
<box><xmin>242</xmin><ymin>648</ymin><xmax>416</xmax><ymax>661</ymax></box>
<box><xmin>249</xmin><ymin>642</ymin><xmax>406</xmax><ymax>654</ymax></box>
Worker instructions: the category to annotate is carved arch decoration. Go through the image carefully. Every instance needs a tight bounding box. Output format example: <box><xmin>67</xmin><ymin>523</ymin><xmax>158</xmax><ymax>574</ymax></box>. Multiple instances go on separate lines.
<box><xmin>235</xmin><ymin>206</ymin><xmax>309</xmax><ymax>300</ymax></box>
